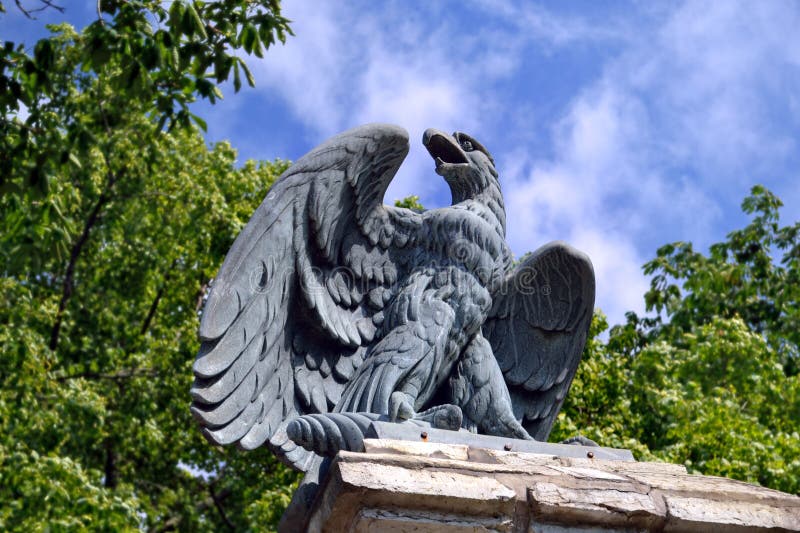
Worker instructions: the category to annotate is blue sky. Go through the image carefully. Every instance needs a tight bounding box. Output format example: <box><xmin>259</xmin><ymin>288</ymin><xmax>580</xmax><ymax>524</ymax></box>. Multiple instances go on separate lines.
<box><xmin>5</xmin><ymin>1</ymin><xmax>800</xmax><ymax>325</ymax></box>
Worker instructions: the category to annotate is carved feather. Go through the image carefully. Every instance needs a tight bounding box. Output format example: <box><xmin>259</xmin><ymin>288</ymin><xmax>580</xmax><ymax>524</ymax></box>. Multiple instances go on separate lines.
<box><xmin>191</xmin><ymin>124</ymin><xmax>421</xmax><ymax>471</ymax></box>
<box><xmin>485</xmin><ymin>241</ymin><xmax>595</xmax><ymax>441</ymax></box>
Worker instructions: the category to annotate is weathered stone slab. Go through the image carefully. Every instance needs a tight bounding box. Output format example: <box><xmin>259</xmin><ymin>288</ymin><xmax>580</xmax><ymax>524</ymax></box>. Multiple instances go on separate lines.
<box><xmin>529</xmin><ymin>481</ymin><xmax>665</xmax><ymax>530</ymax></box>
<box><xmin>662</xmin><ymin>494</ymin><xmax>800</xmax><ymax>532</ymax></box>
<box><xmin>337</xmin><ymin>461</ymin><xmax>517</xmax><ymax>506</ymax></box>
<box><xmin>352</xmin><ymin>507</ymin><xmax>514</xmax><ymax>532</ymax></box>
<box><xmin>306</xmin><ymin>453</ymin><xmax>518</xmax><ymax>532</ymax></box>
<box><xmin>367</xmin><ymin>421</ymin><xmax>635</xmax><ymax>462</ymax></box>
<box><xmin>363</xmin><ymin>438</ymin><xmax>470</xmax><ymax>461</ymax></box>
<box><xmin>291</xmin><ymin>439</ymin><xmax>800</xmax><ymax>532</ymax></box>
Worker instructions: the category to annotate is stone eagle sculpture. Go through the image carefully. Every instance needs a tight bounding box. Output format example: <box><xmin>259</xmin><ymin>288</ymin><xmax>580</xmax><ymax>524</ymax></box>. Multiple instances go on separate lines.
<box><xmin>190</xmin><ymin>124</ymin><xmax>595</xmax><ymax>472</ymax></box>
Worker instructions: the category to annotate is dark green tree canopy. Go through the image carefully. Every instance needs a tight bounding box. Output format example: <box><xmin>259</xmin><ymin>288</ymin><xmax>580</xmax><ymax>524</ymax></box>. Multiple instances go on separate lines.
<box><xmin>1</xmin><ymin>3</ymin><xmax>301</xmax><ymax>530</ymax></box>
<box><xmin>1</xmin><ymin>0</ymin><xmax>292</xmax><ymax>197</ymax></box>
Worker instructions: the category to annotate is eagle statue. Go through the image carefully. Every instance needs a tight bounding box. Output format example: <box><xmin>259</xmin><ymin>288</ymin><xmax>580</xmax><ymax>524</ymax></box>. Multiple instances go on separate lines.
<box><xmin>190</xmin><ymin>124</ymin><xmax>595</xmax><ymax>474</ymax></box>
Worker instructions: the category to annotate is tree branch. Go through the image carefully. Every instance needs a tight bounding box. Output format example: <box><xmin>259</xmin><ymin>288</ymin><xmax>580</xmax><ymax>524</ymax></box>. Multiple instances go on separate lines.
<box><xmin>140</xmin><ymin>258</ymin><xmax>178</xmax><ymax>335</ymax></box>
<box><xmin>151</xmin><ymin>516</ymin><xmax>180</xmax><ymax>533</ymax></box>
<box><xmin>210</xmin><ymin>486</ymin><xmax>236</xmax><ymax>531</ymax></box>
<box><xmin>195</xmin><ymin>279</ymin><xmax>209</xmax><ymax>313</ymax></box>
<box><xmin>148</xmin><ymin>486</ymin><xmax>232</xmax><ymax>533</ymax></box>
<box><xmin>49</xmin><ymin>189</ymin><xmax>109</xmax><ymax>350</ymax></box>
<box><xmin>104</xmin><ymin>437</ymin><xmax>118</xmax><ymax>489</ymax></box>
<box><xmin>56</xmin><ymin>368</ymin><xmax>159</xmax><ymax>382</ymax></box>
<box><xmin>14</xmin><ymin>0</ymin><xmax>64</xmax><ymax>19</ymax></box>
<box><xmin>49</xmin><ymin>142</ymin><xmax>122</xmax><ymax>350</ymax></box>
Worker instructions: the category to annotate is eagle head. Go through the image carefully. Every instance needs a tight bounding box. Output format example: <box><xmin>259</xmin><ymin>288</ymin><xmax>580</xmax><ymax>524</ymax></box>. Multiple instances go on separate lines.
<box><xmin>423</xmin><ymin>128</ymin><xmax>498</xmax><ymax>205</ymax></box>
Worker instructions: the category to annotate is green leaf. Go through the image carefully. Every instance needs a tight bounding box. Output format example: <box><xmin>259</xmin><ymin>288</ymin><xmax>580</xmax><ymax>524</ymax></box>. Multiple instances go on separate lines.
<box><xmin>239</xmin><ymin>57</ymin><xmax>255</xmax><ymax>87</ymax></box>
<box><xmin>232</xmin><ymin>61</ymin><xmax>241</xmax><ymax>93</ymax></box>
<box><xmin>185</xmin><ymin>2</ymin><xmax>208</xmax><ymax>40</ymax></box>
<box><xmin>168</xmin><ymin>1</ymin><xmax>184</xmax><ymax>31</ymax></box>
<box><xmin>141</xmin><ymin>43</ymin><xmax>160</xmax><ymax>70</ymax></box>
<box><xmin>189</xmin><ymin>113</ymin><xmax>207</xmax><ymax>132</ymax></box>
<box><xmin>68</xmin><ymin>153</ymin><xmax>82</xmax><ymax>169</ymax></box>
<box><xmin>241</xmin><ymin>23</ymin><xmax>257</xmax><ymax>53</ymax></box>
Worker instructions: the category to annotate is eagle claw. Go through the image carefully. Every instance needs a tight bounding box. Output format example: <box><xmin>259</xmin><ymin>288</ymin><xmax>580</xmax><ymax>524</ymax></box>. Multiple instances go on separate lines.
<box><xmin>413</xmin><ymin>404</ymin><xmax>463</xmax><ymax>431</ymax></box>
<box><xmin>389</xmin><ymin>391</ymin><xmax>415</xmax><ymax>422</ymax></box>
<box><xmin>561</xmin><ymin>435</ymin><xmax>599</xmax><ymax>447</ymax></box>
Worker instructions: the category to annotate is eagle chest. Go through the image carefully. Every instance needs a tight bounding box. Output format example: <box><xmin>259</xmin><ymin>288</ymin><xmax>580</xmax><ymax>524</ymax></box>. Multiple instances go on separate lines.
<box><xmin>427</xmin><ymin>205</ymin><xmax>508</xmax><ymax>289</ymax></box>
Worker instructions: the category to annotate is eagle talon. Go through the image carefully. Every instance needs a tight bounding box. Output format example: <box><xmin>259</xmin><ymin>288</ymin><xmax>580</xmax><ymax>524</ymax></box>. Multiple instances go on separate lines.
<box><xmin>413</xmin><ymin>404</ymin><xmax>463</xmax><ymax>431</ymax></box>
<box><xmin>561</xmin><ymin>435</ymin><xmax>599</xmax><ymax>447</ymax></box>
<box><xmin>462</xmin><ymin>415</ymin><xmax>478</xmax><ymax>434</ymax></box>
<box><xmin>389</xmin><ymin>391</ymin><xmax>415</xmax><ymax>422</ymax></box>
<box><xmin>507</xmin><ymin>418</ymin><xmax>533</xmax><ymax>440</ymax></box>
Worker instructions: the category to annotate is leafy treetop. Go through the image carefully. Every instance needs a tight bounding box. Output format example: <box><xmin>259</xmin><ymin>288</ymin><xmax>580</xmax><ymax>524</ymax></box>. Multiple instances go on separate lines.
<box><xmin>613</xmin><ymin>185</ymin><xmax>800</xmax><ymax>376</ymax></box>
<box><xmin>1</xmin><ymin>0</ymin><xmax>292</xmax><ymax>197</ymax></box>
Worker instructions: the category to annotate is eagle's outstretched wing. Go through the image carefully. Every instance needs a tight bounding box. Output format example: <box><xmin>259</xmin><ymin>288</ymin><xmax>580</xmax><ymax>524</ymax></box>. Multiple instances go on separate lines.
<box><xmin>484</xmin><ymin>241</ymin><xmax>595</xmax><ymax>441</ymax></box>
<box><xmin>190</xmin><ymin>124</ymin><xmax>420</xmax><ymax>471</ymax></box>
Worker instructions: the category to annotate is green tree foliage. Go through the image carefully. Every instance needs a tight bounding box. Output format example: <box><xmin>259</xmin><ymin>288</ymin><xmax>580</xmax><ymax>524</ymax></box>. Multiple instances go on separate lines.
<box><xmin>1</xmin><ymin>0</ymin><xmax>292</xmax><ymax>196</ymax></box>
<box><xmin>639</xmin><ymin>185</ymin><xmax>800</xmax><ymax>375</ymax></box>
<box><xmin>553</xmin><ymin>186</ymin><xmax>800</xmax><ymax>494</ymax></box>
<box><xmin>1</xmin><ymin>4</ymin><xmax>301</xmax><ymax>530</ymax></box>
<box><xmin>0</xmin><ymin>98</ymin><xmax>300</xmax><ymax>530</ymax></box>
<box><xmin>394</xmin><ymin>194</ymin><xmax>424</xmax><ymax>212</ymax></box>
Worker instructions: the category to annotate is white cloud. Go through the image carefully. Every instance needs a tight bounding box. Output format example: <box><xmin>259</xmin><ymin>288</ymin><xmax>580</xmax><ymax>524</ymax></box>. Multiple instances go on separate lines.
<box><xmin>476</xmin><ymin>0</ymin><xmax>630</xmax><ymax>46</ymax></box>
<box><xmin>249</xmin><ymin>2</ymin><xmax>350</xmax><ymax>135</ymax></box>
<box><xmin>571</xmin><ymin>228</ymin><xmax>650</xmax><ymax>324</ymax></box>
<box><xmin>247</xmin><ymin>3</ymin><xmax>470</xmax><ymax>203</ymax></box>
<box><xmin>235</xmin><ymin>0</ymin><xmax>800</xmax><ymax>326</ymax></box>
<box><xmin>626</xmin><ymin>1</ymin><xmax>800</xmax><ymax>182</ymax></box>
<box><xmin>245</xmin><ymin>1</ymin><xmax>610</xmax><ymax>207</ymax></box>
<box><xmin>500</xmin><ymin>80</ymin><xmax>657</xmax><ymax>320</ymax></box>
<box><xmin>500</xmin><ymin>0</ymin><xmax>800</xmax><ymax>323</ymax></box>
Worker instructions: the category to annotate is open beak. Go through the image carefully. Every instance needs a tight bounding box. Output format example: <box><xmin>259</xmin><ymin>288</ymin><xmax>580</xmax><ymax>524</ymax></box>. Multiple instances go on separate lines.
<box><xmin>423</xmin><ymin>128</ymin><xmax>469</xmax><ymax>175</ymax></box>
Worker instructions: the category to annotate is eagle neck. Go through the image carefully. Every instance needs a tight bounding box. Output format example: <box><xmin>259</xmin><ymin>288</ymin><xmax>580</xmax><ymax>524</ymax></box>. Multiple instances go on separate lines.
<box><xmin>451</xmin><ymin>181</ymin><xmax>507</xmax><ymax>238</ymax></box>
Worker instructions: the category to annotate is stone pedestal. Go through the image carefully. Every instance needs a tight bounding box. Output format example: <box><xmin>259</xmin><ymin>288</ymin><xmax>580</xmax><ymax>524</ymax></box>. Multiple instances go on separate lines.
<box><xmin>282</xmin><ymin>439</ymin><xmax>800</xmax><ymax>532</ymax></box>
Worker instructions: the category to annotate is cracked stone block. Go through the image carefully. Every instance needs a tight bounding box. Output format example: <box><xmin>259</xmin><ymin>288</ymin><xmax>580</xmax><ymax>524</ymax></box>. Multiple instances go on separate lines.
<box><xmin>281</xmin><ymin>439</ymin><xmax>800</xmax><ymax>532</ymax></box>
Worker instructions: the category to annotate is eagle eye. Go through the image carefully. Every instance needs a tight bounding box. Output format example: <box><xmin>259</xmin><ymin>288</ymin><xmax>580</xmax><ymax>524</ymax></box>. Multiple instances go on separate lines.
<box><xmin>453</xmin><ymin>131</ymin><xmax>494</xmax><ymax>165</ymax></box>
